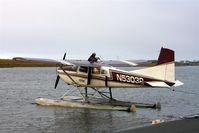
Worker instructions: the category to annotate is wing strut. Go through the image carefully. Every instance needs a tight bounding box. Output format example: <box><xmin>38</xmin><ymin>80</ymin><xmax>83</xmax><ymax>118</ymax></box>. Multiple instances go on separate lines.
<box><xmin>87</xmin><ymin>67</ymin><xmax>92</xmax><ymax>85</ymax></box>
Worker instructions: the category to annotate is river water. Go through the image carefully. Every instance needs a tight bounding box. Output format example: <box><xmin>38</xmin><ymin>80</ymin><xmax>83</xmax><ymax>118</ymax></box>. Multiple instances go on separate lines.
<box><xmin>0</xmin><ymin>66</ymin><xmax>199</xmax><ymax>133</ymax></box>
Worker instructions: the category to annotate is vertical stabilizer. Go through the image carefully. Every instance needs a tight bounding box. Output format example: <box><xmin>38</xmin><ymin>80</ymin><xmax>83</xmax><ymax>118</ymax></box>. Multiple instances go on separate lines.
<box><xmin>157</xmin><ymin>47</ymin><xmax>174</xmax><ymax>65</ymax></box>
<box><xmin>131</xmin><ymin>47</ymin><xmax>175</xmax><ymax>84</ymax></box>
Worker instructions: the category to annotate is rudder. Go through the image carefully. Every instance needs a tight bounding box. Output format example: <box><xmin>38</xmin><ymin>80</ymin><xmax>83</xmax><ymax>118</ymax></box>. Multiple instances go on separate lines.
<box><xmin>157</xmin><ymin>47</ymin><xmax>174</xmax><ymax>65</ymax></box>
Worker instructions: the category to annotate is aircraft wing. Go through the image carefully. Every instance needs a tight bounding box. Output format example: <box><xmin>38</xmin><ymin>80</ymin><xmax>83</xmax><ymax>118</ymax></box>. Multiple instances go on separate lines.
<box><xmin>103</xmin><ymin>60</ymin><xmax>157</xmax><ymax>67</ymax></box>
<box><xmin>68</xmin><ymin>60</ymin><xmax>138</xmax><ymax>67</ymax></box>
<box><xmin>68</xmin><ymin>60</ymin><xmax>103</xmax><ymax>67</ymax></box>
<box><xmin>13</xmin><ymin>57</ymin><xmax>106</xmax><ymax>67</ymax></box>
<box><xmin>13</xmin><ymin>57</ymin><xmax>139</xmax><ymax>67</ymax></box>
<box><xmin>103</xmin><ymin>60</ymin><xmax>138</xmax><ymax>67</ymax></box>
<box><xmin>13</xmin><ymin>57</ymin><xmax>72</xmax><ymax>66</ymax></box>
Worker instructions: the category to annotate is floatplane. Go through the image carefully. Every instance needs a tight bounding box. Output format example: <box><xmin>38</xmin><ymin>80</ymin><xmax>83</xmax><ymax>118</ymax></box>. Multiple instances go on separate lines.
<box><xmin>13</xmin><ymin>47</ymin><xmax>183</xmax><ymax>112</ymax></box>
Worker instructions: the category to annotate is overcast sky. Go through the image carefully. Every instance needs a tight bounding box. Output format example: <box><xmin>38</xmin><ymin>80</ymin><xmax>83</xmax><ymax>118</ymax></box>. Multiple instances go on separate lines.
<box><xmin>0</xmin><ymin>0</ymin><xmax>198</xmax><ymax>60</ymax></box>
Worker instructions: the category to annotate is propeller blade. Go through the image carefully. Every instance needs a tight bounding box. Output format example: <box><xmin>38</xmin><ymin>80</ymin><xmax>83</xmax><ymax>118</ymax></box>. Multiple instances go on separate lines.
<box><xmin>63</xmin><ymin>53</ymin><xmax>66</xmax><ymax>60</ymax></box>
<box><xmin>54</xmin><ymin>75</ymin><xmax>60</xmax><ymax>89</ymax></box>
<box><xmin>54</xmin><ymin>52</ymin><xmax>66</xmax><ymax>89</ymax></box>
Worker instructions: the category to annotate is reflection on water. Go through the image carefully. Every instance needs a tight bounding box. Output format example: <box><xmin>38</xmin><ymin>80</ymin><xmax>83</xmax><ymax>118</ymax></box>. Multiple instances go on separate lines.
<box><xmin>0</xmin><ymin>67</ymin><xmax>199</xmax><ymax>132</ymax></box>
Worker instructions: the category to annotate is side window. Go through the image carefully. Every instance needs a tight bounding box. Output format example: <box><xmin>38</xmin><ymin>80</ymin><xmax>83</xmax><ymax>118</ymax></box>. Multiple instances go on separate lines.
<box><xmin>92</xmin><ymin>68</ymin><xmax>100</xmax><ymax>74</ymax></box>
<box><xmin>101</xmin><ymin>69</ymin><xmax>108</xmax><ymax>75</ymax></box>
<box><xmin>79</xmin><ymin>66</ymin><xmax>88</xmax><ymax>73</ymax></box>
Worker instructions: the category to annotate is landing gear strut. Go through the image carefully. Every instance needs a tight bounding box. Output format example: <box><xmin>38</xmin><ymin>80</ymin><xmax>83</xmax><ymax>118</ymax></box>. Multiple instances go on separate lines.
<box><xmin>109</xmin><ymin>88</ymin><xmax>113</xmax><ymax>100</ymax></box>
<box><xmin>61</xmin><ymin>86</ymin><xmax>116</xmax><ymax>102</ymax></box>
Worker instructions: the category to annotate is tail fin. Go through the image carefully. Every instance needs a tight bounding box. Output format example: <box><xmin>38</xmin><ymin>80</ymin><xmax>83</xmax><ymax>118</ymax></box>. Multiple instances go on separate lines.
<box><xmin>157</xmin><ymin>47</ymin><xmax>174</xmax><ymax>65</ymax></box>
<box><xmin>131</xmin><ymin>47</ymin><xmax>175</xmax><ymax>85</ymax></box>
<box><xmin>156</xmin><ymin>47</ymin><xmax>175</xmax><ymax>83</ymax></box>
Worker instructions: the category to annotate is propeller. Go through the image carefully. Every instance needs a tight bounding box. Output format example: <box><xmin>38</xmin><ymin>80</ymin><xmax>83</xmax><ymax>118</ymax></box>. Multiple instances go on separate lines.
<box><xmin>54</xmin><ymin>52</ymin><xmax>66</xmax><ymax>89</ymax></box>
<box><xmin>63</xmin><ymin>53</ymin><xmax>66</xmax><ymax>60</ymax></box>
<box><xmin>54</xmin><ymin>76</ymin><xmax>60</xmax><ymax>89</ymax></box>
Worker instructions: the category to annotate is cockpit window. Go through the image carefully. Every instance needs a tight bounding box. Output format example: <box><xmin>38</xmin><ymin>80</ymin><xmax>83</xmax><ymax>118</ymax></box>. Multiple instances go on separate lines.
<box><xmin>79</xmin><ymin>66</ymin><xmax>88</xmax><ymax>73</ymax></box>
<box><xmin>58</xmin><ymin>65</ymin><xmax>77</xmax><ymax>72</ymax></box>
<box><xmin>92</xmin><ymin>68</ymin><xmax>100</xmax><ymax>74</ymax></box>
<box><xmin>72</xmin><ymin>65</ymin><xmax>78</xmax><ymax>71</ymax></box>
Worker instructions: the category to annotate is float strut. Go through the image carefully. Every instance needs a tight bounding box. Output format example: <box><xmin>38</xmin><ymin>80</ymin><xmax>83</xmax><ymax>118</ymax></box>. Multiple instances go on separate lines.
<box><xmin>85</xmin><ymin>87</ymin><xmax>88</xmax><ymax>98</ymax></box>
<box><xmin>109</xmin><ymin>88</ymin><xmax>113</xmax><ymax>100</ymax></box>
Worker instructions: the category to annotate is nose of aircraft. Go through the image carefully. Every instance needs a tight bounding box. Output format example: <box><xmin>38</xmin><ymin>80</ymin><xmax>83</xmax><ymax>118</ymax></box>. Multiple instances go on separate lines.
<box><xmin>54</xmin><ymin>52</ymin><xmax>66</xmax><ymax>89</ymax></box>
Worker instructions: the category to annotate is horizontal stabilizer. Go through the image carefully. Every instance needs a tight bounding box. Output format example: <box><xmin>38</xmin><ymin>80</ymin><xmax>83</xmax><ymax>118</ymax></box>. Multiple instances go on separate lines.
<box><xmin>173</xmin><ymin>80</ymin><xmax>184</xmax><ymax>87</ymax></box>
<box><xmin>146</xmin><ymin>81</ymin><xmax>170</xmax><ymax>88</ymax></box>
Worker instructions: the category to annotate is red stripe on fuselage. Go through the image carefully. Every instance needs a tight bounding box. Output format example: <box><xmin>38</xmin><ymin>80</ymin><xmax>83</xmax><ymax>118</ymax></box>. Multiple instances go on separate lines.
<box><xmin>110</xmin><ymin>70</ymin><xmax>174</xmax><ymax>86</ymax></box>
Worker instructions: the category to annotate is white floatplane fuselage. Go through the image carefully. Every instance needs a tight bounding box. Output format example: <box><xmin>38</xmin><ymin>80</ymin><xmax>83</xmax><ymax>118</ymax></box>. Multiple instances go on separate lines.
<box><xmin>57</xmin><ymin>61</ymin><xmax>178</xmax><ymax>88</ymax></box>
<box><xmin>58</xmin><ymin>66</ymin><xmax>143</xmax><ymax>88</ymax></box>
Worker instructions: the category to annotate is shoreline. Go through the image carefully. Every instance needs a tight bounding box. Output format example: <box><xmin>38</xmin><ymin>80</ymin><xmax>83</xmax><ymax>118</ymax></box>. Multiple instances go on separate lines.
<box><xmin>117</xmin><ymin>118</ymin><xmax>199</xmax><ymax>133</ymax></box>
<box><xmin>0</xmin><ymin>59</ymin><xmax>56</xmax><ymax>67</ymax></box>
<box><xmin>1</xmin><ymin>59</ymin><xmax>199</xmax><ymax>68</ymax></box>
